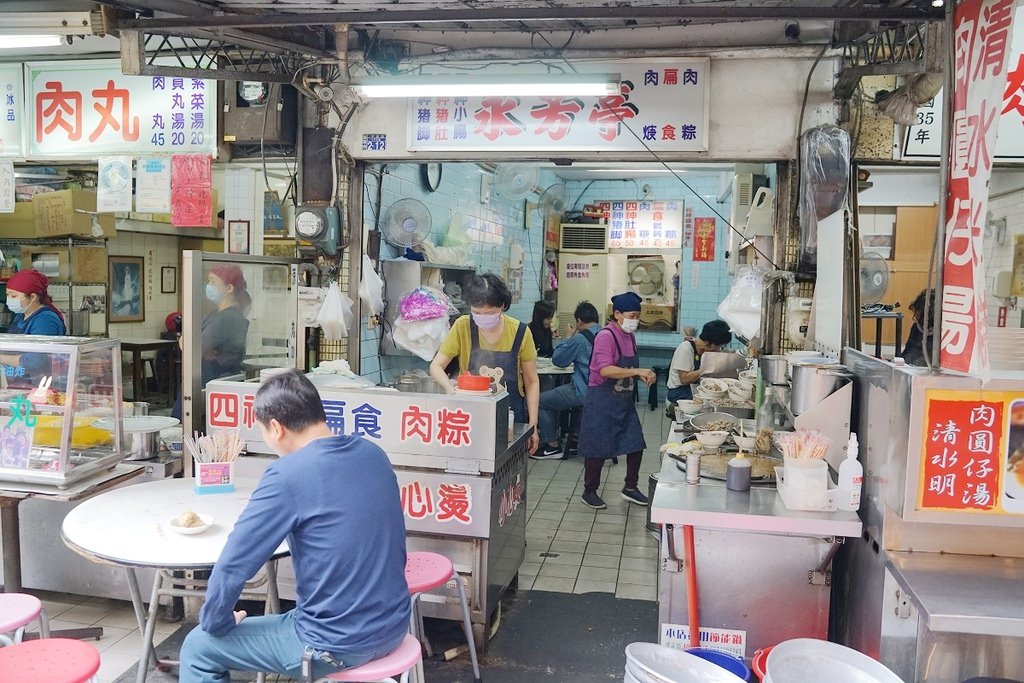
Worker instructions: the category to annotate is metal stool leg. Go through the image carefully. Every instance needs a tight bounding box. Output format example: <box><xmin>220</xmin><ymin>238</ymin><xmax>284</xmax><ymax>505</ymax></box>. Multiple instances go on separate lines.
<box><xmin>452</xmin><ymin>571</ymin><xmax>481</xmax><ymax>682</ymax></box>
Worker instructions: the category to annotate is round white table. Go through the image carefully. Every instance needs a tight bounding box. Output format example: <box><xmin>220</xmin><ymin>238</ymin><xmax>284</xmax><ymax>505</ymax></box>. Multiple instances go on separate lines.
<box><xmin>61</xmin><ymin>478</ymin><xmax>288</xmax><ymax>683</ymax></box>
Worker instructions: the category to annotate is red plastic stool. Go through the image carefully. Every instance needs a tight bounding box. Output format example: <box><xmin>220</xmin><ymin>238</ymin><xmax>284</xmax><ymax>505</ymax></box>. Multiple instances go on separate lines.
<box><xmin>323</xmin><ymin>634</ymin><xmax>422</xmax><ymax>683</ymax></box>
<box><xmin>0</xmin><ymin>638</ymin><xmax>100</xmax><ymax>683</ymax></box>
<box><xmin>0</xmin><ymin>593</ymin><xmax>50</xmax><ymax>646</ymax></box>
<box><xmin>405</xmin><ymin>551</ymin><xmax>481</xmax><ymax>682</ymax></box>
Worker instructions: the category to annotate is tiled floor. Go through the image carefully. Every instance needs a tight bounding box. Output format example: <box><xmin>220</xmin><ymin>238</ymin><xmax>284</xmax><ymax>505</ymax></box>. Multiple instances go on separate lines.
<box><xmin>519</xmin><ymin>400</ymin><xmax>670</xmax><ymax>601</ymax></box>
<box><xmin>19</xmin><ymin>400</ymin><xmax>672</xmax><ymax>681</ymax></box>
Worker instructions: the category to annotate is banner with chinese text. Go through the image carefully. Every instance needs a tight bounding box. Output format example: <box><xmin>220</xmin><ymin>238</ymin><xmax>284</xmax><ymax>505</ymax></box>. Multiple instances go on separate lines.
<box><xmin>26</xmin><ymin>60</ymin><xmax>216</xmax><ymax>158</ymax></box>
<box><xmin>918</xmin><ymin>389</ymin><xmax>1024</xmax><ymax>515</ymax></box>
<box><xmin>938</xmin><ymin>0</ymin><xmax>1019</xmax><ymax>378</ymax></box>
<box><xmin>693</xmin><ymin>216</ymin><xmax>717</xmax><ymax>261</ymax></box>
<box><xmin>0</xmin><ymin>65</ymin><xmax>23</xmax><ymax>158</ymax></box>
<box><xmin>904</xmin><ymin>3</ymin><xmax>1024</xmax><ymax>159</ymax></box>
<box><xmin>597</xmin><ymin>199</ymin><xmax>684</xmax><ymax>249</ymax></box>
<box><xmin>408</xmin><ymin>59</ymin><xmax>709</xmax><ymax>152</ymax></box>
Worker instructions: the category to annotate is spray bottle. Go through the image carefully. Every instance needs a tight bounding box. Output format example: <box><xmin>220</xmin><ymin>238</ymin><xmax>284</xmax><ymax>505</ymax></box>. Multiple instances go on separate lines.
<box><xmin>837</xmin><ymin>432</ymin><xmax>863</xmax><ymax>512</ymax></box>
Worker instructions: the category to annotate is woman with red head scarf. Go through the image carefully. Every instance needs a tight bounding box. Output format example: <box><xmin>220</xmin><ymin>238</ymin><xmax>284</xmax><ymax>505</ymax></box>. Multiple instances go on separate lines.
<box><xmin>5</xmin><ymin>270</ymin><xmax>67</xmax><ymax>336</ymax></box>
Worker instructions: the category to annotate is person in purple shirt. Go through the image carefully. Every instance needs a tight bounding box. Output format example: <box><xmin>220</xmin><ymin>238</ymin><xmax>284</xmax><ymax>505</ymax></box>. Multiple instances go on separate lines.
<box><xmin>179</xmin><ymin>370</ymin><xmax>410</xmax><ymax>683</ymax></box>
<box><xmin>575</xmin><ymin>292</ymin><xmax>657</xmax><ymax>510</ymax></box>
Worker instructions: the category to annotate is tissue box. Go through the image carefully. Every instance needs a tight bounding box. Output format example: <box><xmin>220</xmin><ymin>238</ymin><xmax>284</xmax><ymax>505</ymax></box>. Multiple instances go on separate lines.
<box><xmin>194</xmin><ymin>461</ymin><xmax>235</xmax><ymax>495</ymax></box>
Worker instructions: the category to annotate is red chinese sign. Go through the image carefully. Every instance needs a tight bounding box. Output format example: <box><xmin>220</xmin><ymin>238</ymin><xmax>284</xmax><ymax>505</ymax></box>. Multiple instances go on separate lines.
<box><xmin>920</xmin><ymin>397</ymin><xmax>1003</xmax><ymax>511</ymax></box>
<box><xmin>400</xmin><ymin>480</ymin><xmax>473</xmax><ymax>525</ymax></box>
<box><xmin>171</xmin><ymin>154</ymin><xmax>213</xmax><ymax>227</ymax></box>
<box><xmin>693</xmin><ymin>217</ymin><xmax>716</xmax><ymax>262</ymax></box>
<box><xmin>940</xmin><ymin>0</ymin><xmax>1020</xmax><ymax>377</ymax></box>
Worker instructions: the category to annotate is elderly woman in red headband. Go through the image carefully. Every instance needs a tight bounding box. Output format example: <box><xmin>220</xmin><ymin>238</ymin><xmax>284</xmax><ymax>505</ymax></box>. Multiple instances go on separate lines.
<box><xmin>5</xmin><ymin>270</ymin><xmax>67</xmax><ymax>336</ymax></box>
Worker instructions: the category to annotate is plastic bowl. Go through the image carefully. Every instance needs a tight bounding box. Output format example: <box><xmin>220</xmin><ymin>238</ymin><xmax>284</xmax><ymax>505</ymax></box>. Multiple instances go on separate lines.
<box><xmin>695</xmin><ymin>431</ymin><xmax>729</xmax><ymax>449</ymax></box>
<box><xmin>686</xmin><ymin>648</ymin><xmax>751</xmax><ymax>681</ymax></box>
<box><xmin>457</xmin><ymin>374</ymin><xmax>492</xmax><ymax>391</ymax></box>
<box><xmin>734</xmin><ymin>435</ymin><xmax>757</xmax><ymax>451</ymax></box>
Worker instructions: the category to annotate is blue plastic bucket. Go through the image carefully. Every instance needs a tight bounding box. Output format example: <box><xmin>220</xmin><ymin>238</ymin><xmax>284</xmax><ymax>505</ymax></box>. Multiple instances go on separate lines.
<box><xmin>686</xmin><ymin>648</ymin><xmax>750</xmax><ymax>681</ymax></box>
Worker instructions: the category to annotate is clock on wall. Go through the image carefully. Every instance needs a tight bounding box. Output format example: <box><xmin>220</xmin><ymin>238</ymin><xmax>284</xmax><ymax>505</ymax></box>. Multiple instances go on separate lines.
<box><xmin>420</xmin><ymin>162</ymin><xmax>443</xmax><ymax>192</ymax></box>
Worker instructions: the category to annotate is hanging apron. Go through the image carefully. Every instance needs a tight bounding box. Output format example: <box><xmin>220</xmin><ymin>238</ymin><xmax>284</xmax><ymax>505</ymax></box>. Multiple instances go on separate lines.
<box><xmin>469</xmin><ymin>320</ymin><xmax>528</xmax><ymax>423</ymax></box>
<box><xmin>676</xmin><ymin>339</ymin><xmax>701</xmax><ymax>401</ymax></box>
<box><xmin>576</xmin><ymin>325</ymin><xmax>646</xmax><ymax>460</ymax></box>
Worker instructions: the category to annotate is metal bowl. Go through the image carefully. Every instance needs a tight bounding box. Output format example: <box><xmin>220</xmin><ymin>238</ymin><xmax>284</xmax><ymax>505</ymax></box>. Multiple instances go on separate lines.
<box><xmin>689</xmin><ymin>411</ymin><xmax>741</xmax><ymax>432</ymax></box>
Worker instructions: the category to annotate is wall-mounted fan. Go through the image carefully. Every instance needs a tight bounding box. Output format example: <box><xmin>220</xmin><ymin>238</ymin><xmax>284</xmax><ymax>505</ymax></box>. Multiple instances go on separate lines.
<box><xmin>628</xmin><ymin>257</ymin><xmax>666</xmax><ymax>299</ymax></box>
<box><xmin>381</xmin><ymin>198</ymin><xmax>432</xmax><ymax>249</ymax></box>
<box><xmin>537</xmin><ymin>183</ymin><xmax>569</xmax><ymax>219</ymax></box>
<box><xmin>493</xmin><ymin>163</ymin><xmax>539</xmax><ymax>200</ymax></box>
<box><xmin>859</xmin><ymin>252</ymin><xmax>891</xmax><ymax>306</ymax></box>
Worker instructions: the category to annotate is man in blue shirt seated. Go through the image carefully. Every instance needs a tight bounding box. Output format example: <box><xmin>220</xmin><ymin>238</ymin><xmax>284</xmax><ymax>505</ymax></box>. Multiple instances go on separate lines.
<box><xmin>180</xmin><ymin>370</ymin><xmax>410</xmax><ymax>683</ymax></box>
<box><xmin>532</xmin><ymin>301</ymin><xmax>600</xmax><ymax>460</ymax></box>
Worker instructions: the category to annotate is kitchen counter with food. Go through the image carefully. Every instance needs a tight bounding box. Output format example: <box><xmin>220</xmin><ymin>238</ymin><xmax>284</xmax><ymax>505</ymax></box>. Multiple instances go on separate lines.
<box><xmin>652</xmin><ymin>419</ymin><xmax>862</xmax><ymax>659</ymax></box>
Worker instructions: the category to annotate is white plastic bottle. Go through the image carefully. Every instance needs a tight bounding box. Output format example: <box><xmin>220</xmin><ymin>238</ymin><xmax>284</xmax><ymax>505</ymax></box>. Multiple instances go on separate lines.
<box><xmin>837</xmin><ymin>433</ymin><xmax>863</xmax><ymax>512</ymax></box>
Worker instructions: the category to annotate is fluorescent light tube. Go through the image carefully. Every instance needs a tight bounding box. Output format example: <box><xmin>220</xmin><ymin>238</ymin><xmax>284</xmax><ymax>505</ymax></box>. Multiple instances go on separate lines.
<box><xmin>0</xmin><ymin>34</ymin><xmax>65</xmax><ymax>49</ymax></box>
<box><xmin>352</xmin><ymin>73</ymin><xmax>620</xmax><ymax>98</ymax></box>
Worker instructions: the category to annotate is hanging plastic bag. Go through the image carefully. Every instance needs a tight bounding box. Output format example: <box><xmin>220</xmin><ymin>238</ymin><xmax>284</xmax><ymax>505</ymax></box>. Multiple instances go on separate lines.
<box><xmin>716</xmin><ymin>266</ymin><xmax>765</xmax><ymax>341</ymax></box>
<box><xmin>359</xmin><ymin>255</ymin><xmax>385</xmax><ymax>316</ymax></box>
<box><xmin>393</xmin><ymin>316</ymin><xmax>451</xmax><ymax>361</ymax></box>
<box><xmin>400</xmin><ymin>287</ymin><xmax>451</xmax><ymax>322</ymax></box>
<box><xmin>316</xmin><ymin>282</ymin><xmax>348</xmax><ymax>340</ymax></box>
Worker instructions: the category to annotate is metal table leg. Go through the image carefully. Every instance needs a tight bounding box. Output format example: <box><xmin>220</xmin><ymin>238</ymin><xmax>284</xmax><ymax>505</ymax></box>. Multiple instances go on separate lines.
<box><xmin>1</xmin><ymin>498</ymin><xmax>22</xmax><ymax>593</ymax></box>
<box><xmin>126</xmin><ymin>569</ymin><xmax>162</xmax><ymax>667</ymax></box>
<box><xmin>136</xmin><ymin>569</ymin><xmax>164</xmax><ymax>683</ymax></box>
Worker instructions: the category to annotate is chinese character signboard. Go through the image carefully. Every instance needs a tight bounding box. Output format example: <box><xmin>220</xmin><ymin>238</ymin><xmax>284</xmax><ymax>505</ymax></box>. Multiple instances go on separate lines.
<box><xmin>661</xmin><ymin>624</ymin><xmax>747</xmax><ymax>659</ymax></box>
<box><xmin>918</xmin><ymin>389</ymin><xmax>1024</xmax><ymax>515</ymax></box>
<box><xmin>938</xmin><ymin>0</ymin><xmax>1019</xmax><ymax>378</ymax></box>
<box><xmin>408</xmin><ymin>60</ymin><xmax>708</xmax><ymax>152</ymax></box>
<box><xmin>26</xmin><ymin>60</ymin><xmax>216</xmax><ymax>158</ymax></box>
<box><xmin>0</xmin><ymin>65</ymin><xmax>23</xmax><ymax>158</ymax></box>
<box><xmin>599</xmin><ymin>200</ymin><xmax>684</xmax><ymax>249</ymax></box>
<box><xmin>904</xmin><ymin>4</ymin><xmax>1024</xmax><ymax>159</ymax></box>
<box><xmin>396</xmin><ymin>470</ymin><xmax>491</xmax><ymax>537</ymax></box>
<box><xmin>693</xmin><ymin>217</ymin><xmax>716</xmax><ymax>261</ymax></box>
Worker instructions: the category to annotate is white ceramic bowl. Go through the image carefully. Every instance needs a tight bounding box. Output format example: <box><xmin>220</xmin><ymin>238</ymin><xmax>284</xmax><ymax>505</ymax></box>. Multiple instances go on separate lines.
<box><xmin>738</xmin><ymin>369</ymin><xmax>757</xmax><ymax>382</ymax></box>
<box><xmin>676</xmin><ymin>399</ymin><xmax>701</xmax><ymax>413</ymax></box>
<box><xmin>169</xmin><ymin>513</ymin><xmax>213</xmax><ymax>535</ymax></box>
<box><xmin>695</xmin><ymin>431</ymin><xmax>729</xmax><ymax>449</ymax></box>
<box><xmin>699</xmin><ymin>378</ymin><xmax>728</xmax><ymax>398</ymax></box>
<box><xmin>734</xmin><ymin>435</ymin><xmax>757</xmax><ymax>451</ymax></box>
<box><xmin>728</xmin><ymin>386</ymin><xmax>753</xmax><ymax>401</ymax></box>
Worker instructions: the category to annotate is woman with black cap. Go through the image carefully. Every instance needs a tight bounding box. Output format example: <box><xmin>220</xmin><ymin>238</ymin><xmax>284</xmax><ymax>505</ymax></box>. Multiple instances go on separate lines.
<box><xmin>576</xmin><ymin>291</ymin><xmax>657</xmax><ymax>510</ymax></box>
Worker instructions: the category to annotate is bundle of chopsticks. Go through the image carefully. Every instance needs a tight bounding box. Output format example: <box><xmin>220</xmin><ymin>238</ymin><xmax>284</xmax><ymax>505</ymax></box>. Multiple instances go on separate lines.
<box><xmin>775</xmin><ymin>429</ymin><xmax>831</xmax><ymax>460</ymax></box>
<box><xmin>183</xmin><ymin>430</ymin><xmax>244</xmax><ymax>464</ymax></box>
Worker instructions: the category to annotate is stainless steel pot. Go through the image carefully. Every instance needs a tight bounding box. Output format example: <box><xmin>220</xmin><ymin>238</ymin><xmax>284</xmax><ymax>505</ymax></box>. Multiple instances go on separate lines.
<box><xmin>760</xmin><ymin>355</ymin><xmax>789</xmax><ymax>386</ymax></box>
<box><xmin>123</xmin><ymin>429</ymin><xmax>161</xmax><ymax>460</ymax></box>
<box><xmin>790</xmin><ymin>363</ymin><xmax>852</xmax><ymax>415</ymax></box>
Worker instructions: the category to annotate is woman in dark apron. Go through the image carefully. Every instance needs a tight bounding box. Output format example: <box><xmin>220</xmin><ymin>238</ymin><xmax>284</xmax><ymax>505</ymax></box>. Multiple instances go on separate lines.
<box><xmin>430</xmin><ymin>273</ymin><xmax>540</xmax><ymax>454</ymax></box>
<box><xmin>576</xmin><ymin>292</ymin><xmax>657</xmax><ymax>510</ymax></box>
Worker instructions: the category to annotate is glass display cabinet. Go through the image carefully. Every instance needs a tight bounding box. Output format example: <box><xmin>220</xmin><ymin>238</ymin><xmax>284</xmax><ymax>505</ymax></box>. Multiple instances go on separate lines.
<box><xmin>0</xmin><ymin>335</ymin><xmax>124</xmax><ymax>487</ymax></box>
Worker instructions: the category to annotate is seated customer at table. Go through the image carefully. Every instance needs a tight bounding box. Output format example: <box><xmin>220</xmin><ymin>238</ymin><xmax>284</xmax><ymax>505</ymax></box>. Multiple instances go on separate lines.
<box><xmin>532</xmin><ymin>301</ymin><xmax>600</xmax><ymax>460</ymax></box>
<box><xmin>180</xmin><ymin>370</ymin><xmax>410</xmax><ymax>683</ymax></box>
<box><xmin>902</xmin><ymin>288</ymin><xmax>935</xmax><ymax>367</ymax></box>
<box><xmin>666</xmin><ymin>320</ymin><xmax>732</xmax><ymax>407</ymax></box>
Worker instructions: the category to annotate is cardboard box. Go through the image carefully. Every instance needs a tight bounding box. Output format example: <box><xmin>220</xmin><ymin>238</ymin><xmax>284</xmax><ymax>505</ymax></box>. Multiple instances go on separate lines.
<box><xmin>32</xmin><ymin>190</ymin><xmax>116</xmax><ymax>238</ymax></box>
<box><xmin>604</xmin><ymin>302</ymin><xmax>678</xmax><ymax>332</ymax></box>
<box><xmin>25</xmin><ymin>247</ymin><xmax>70</xmax><ymax>282</ymax></box>
<box><xmin>0</xmin><ymin>201</ymin><xmax>39</xmax><ymax>239</ymax></box>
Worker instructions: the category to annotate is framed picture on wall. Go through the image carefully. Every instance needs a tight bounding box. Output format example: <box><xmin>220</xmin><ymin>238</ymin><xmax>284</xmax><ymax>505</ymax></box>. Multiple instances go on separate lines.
<box><xmin>161</xmin><ymin>266</ymin><xmax>177</xmax><ymax>294</ymax></box>
<box><xmin>108</xmin><ymin>256</ymin><xmax>145</xmax><ymax>323</ymax></box>
<box><xmin>228</xmin><ymin>220</ymin><xmax>251</xmax><ymax>255</ymax></box>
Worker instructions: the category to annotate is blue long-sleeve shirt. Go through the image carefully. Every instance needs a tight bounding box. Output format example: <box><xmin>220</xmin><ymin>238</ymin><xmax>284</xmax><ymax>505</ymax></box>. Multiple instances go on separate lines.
<box><xmin>9</xmin><ymin>308</ymin><xmax>66</xmax><ymax>335</ymax></box>
<box><xmin>199</xmin><ymin>435</ymin><xmax>410</xmax><ymax>660</ymax></box>
<box><xmin>551</xmin><ymin>324</ymin><xmax>597</xmax><ymax>400</ymax></box>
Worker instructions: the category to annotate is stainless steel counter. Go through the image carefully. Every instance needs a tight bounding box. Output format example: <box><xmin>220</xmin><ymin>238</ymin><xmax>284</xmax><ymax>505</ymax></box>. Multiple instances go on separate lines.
<box><xmin>887</xmin><ymin>551</ymin><xmax>1024</xmax><ymax>638</ymax></box>
<box><xmin>650</xmin><ymin>458</ymin><xmax>863</xmax><ymax>538</ymax></box>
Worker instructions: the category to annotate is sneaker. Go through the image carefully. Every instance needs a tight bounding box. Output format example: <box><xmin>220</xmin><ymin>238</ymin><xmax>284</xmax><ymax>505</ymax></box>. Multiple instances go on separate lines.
<box><xmin>581</xmin><ymin>490</ymin><xmax>607</xmax><ymax>509</ymax></box>
<box><xmin>621</xmin><ymin>487</ymin><xmax>649</xmax><ymax>506</ymax></box>
<box><xmin>530</xmin><ymin>444</ymin><xmax>564</xmax><ymax>460</ymax></box>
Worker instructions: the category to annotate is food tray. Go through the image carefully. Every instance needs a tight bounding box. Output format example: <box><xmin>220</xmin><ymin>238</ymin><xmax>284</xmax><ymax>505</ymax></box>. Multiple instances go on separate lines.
<box><xmin>673</xmin><ymin>452</ymin><xmax>780</xmax><ymax>483</ymax></box>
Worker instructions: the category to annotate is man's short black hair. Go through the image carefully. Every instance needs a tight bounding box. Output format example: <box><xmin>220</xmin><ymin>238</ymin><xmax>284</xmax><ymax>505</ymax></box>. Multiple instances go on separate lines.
<box><xmin>699</xmin><ymin>320</ymin><xmax>733</xmax><ymax>346</ymax></box>
<box><xmin>254</xmin><ymin>370</ymin><xmax>327</xmax><ymax>432</ymax></box>
<box><xmin>574</xmin><ymin>301</ymin><xmax>599</xmax><ymax>324</ymax></box>
<box><xmin>462</xmin><ymin>273</ymin><xmax>512</xmax><ymax>310</ymax></box>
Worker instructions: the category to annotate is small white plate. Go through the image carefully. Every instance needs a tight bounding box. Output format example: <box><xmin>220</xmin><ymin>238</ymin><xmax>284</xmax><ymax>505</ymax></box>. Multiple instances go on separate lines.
<box><xmin>168</xmin><ymin>513</ymin><xmax>213</xmax><ymax>535</ymax></box>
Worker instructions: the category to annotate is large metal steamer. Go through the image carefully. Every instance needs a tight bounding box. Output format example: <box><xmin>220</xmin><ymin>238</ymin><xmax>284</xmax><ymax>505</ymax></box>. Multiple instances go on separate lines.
<box><xmin>833</xmin><ymin>350</ymin><xmax>1024</xmax><ymax>682</ymax></box>
<box><xmin>206</xmin><ymin>379</ymin><xmax>528</xmax><ymax>649</ymax></box>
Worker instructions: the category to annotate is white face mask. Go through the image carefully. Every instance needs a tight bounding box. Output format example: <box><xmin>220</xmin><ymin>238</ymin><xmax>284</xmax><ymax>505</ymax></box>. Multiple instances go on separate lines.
<box><xmin>621</xmin><ymin>318</ymin><xmax>640</xmax><ymax>334</ymax></box>
<box><xmin>6</xmin><ymin>297</ymin><xmax>24</xmax><ymax>314</ymax></box>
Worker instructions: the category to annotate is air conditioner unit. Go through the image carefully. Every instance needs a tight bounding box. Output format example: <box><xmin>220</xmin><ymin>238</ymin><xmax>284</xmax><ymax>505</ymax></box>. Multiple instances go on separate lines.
<box><xmin>559</xmin><ymin>223</ymin><xmax>608</xmax><ymax>253</ymax></box>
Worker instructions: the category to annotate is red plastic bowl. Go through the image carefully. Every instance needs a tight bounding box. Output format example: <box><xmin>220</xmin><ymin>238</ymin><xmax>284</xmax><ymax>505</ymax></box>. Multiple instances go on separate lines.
<box><xmin>457</xmin><ymin>374</ymin><xmax>492</xmax><ymax>391</ymax></box>
<box><xmin>752</xmin><ymin>646</ymin><xmax>774</xmax><ymax>682</ymax></box>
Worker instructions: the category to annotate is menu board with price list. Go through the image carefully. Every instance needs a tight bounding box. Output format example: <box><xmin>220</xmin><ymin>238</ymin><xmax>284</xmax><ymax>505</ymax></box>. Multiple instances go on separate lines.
<box><xmin>918</xmin><ymin>390</ymin><xmax>1024</xmax><ymax>516</ymax></box>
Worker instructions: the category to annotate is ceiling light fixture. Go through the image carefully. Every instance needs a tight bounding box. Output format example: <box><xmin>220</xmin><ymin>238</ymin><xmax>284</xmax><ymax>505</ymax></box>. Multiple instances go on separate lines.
<box><xmin>2</xmin><ymin>11</ymin><xmax>97</xmax><ymax>35</ymax></box>
<box><xmin>351</xmin><ymin>73</ymin><xmax>620</xmax><ymax>98</ymax></box>
<box><xmin>0</xmin><ymin>34</ymin><xmax>65</xmax><ymax>49</ymax></box>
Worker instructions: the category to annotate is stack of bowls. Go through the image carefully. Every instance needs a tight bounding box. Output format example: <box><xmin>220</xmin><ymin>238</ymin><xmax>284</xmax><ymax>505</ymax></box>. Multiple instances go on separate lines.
<box><xmin>674</xmin><ymin>399</ymin><xmax>702</xmax><ymax>423</ymax></box>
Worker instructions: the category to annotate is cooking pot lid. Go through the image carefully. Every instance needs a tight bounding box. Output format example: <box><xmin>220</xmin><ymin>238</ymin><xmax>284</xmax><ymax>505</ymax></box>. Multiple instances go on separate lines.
<box><xmin>93</xmin><ymin>415</ymin><xmax>180</xmax><ymax>432</ymax></box>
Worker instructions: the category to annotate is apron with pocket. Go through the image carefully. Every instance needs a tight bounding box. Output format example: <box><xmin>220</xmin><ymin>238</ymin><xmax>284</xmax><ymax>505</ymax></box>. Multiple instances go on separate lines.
<box><xmin>469</xmin><ymin>320</ymin><xmax>528</xmax><ymax>423</ymax></box>
<box><xmin>577</xmin><ymin>325</ymin><xmax>646</xmax><ymax>459</ymax></box>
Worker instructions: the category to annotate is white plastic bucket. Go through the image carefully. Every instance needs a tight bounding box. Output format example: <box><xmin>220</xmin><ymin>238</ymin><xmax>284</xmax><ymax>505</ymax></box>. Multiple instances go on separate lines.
<box><xmin>765</xmin><ymin>638</ymin><xmax>902</xmax><ymax>683</ymax></box>
<box><xmin>624</xmin><ymin>643</ymin><xmax>747</xmax><ymax>683</ymax></box>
